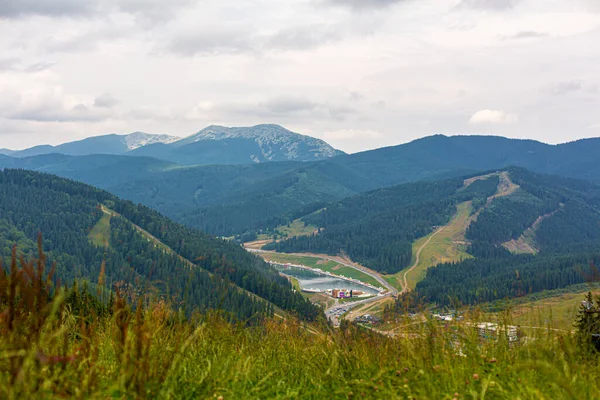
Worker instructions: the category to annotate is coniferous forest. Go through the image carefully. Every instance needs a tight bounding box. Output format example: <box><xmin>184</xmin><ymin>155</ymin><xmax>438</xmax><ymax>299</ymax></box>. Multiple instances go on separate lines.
<box><xmin>0</xmin><ymin>169</ymin><xmax>322</xmax><ymax>322</ymax></box>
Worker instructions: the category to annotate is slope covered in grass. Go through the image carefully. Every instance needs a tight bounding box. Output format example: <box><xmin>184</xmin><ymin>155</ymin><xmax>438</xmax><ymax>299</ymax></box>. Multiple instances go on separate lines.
<box><xmin>2</xmin><ymin>252</ymin><xmax>600</xmax><ymax>399</ymax></box>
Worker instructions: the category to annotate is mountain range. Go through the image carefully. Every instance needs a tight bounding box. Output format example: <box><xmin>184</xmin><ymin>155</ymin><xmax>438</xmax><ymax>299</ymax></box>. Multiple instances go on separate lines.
<box><xmin>2</xmin><ymin>126</ymin><xmax>600</xmax><ymax>310</ymax></box>
<box><xmin>1</xmin><ymin>124</ymin><xmax>344</xmax><ymax>165</ymax></box>
<box><xmin>2</xmin><ymin>128</ymin><xmax>600</xmax><ymax>238</ymax></box>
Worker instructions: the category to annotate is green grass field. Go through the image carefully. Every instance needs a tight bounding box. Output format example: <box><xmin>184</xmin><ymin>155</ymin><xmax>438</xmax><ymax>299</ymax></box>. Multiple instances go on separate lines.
<box><xmin>257</xmin><ymin>219</ymin><xmax>318</xmax><ymax>241</ymax></box>
<box><xmin>88</xmin><ymin>212</ymin><xmax>111</xmax><ymax>247</ymax></box>
<box><xmin>501</xmin><ymin>287</ymin><xmax>600</xmax><ymax>331</ymax></box>
<box><xmin>277</xmin><ymin>219</ymin><xmax>318</xmax><ymax>238</ymax></box>
<box><xmin>5</xmin><ymin>249</ymin><xmax>600</xmax><ymax>399</ymax></box>
<box><xmin>260</xmin><ymin>252</ymin><xmax>380</xmax><ymax>287</ymax></box>
<box><xmin>388</xmin><ymin>201</ymin><xmax>474</xmax><ymax>291</ymax></box>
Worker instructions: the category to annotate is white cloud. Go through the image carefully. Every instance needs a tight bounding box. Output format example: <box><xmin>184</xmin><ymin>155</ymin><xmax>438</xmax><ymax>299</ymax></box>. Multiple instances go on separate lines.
<box><xmin>0</xmin><ymin>0</ymin><xmax>599</xmax><ymax>150</ymax></box>
<box><xmin>94</xmin><ymin>93</ymin><xmax>119</xmax><ymax>108</ymax></box>
<box><xmin>468</xmin><ymin>109</ymin><xmax>518</xmax><ymax>125</ymax></box>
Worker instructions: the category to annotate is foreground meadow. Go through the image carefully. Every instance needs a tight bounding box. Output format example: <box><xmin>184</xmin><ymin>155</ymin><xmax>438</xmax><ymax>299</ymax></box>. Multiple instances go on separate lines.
<box><xmin>2</xmin><ymin>250</ymin><xmax>599</xmax><ymax>399</ymax></box>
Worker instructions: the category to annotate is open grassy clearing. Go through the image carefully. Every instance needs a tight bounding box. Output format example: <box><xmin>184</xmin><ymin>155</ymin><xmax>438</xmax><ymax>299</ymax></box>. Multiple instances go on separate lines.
<box><xmin>304</xmin><ymin>292</ymin><xmax>336</xmax><ymax>309</ymax></box>
<box><xmin>494</xmin><ymin>286</ymin><xmax>600</xmax><ymax>331</ymax></box>
<box><xmin>259</xmin><ymin>252</ymin><xmax>380</xmax><ymax>287</ymax></box>
<box><xmin>387</xmin><ymin>201</ymin><xmax>474</xmax><ymax>291</ymax></box>
<box><xmin>255</xmin><ymin>219</ymin><xmax>318</xmax><ymax>242</ymax></box>
<box><xmin>88</xmin><ymin>212</ymin><xmax>111</xmax><ymax>247</ymax></box>
<box><xmin>277</xmin><ymin>219</ymin><xmax>318</xmax><ymax>238</ymax></box>
<box><xmin>347</xmin><ymin>297</ymin><xmax>394</xmax><ymax>321</ymax></box>
<box><xmin>387</xmin><ymin>172</ymin><xmax>521</xmax><ymax>292</ymax></box>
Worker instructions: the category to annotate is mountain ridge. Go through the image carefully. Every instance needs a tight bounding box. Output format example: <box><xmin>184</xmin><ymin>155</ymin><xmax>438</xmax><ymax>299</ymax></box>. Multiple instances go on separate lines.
<box><xmin>3</xmin><ymin>124</ymin><xmax>344</xmax><ymax>165</ymax></box>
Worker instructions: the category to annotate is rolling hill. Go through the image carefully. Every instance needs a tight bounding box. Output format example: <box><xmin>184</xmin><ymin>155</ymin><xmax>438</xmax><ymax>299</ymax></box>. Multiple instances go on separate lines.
<box><xmin>2</xmin><ymin>133</ymin><xmax>600</xmax><ymax>238</ymax></box>
<box><xmin>328</xmin><ymin>134</ymin><xmax>600</xmax><ymax>187</ymax></box>
<box><xmin>0</xmin><ymin>169</ymin><xmax>322</xmax><ymax>321</ymax></box>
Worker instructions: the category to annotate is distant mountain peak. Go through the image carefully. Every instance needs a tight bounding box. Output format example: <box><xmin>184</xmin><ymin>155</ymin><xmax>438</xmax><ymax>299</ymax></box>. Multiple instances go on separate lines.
<box><xmin>172</xmin><ymin>124</ymin><xmax>345</xmax><ymax>162</ymax></box>
<box><xmin>122</xmin><ymin>132</ymin><xmax>180</xmax><ymax>150</ymax></box>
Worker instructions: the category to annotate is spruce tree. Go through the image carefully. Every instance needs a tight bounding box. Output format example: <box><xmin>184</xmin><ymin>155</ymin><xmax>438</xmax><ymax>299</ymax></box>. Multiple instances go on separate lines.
<box><xmin>575</xmin><ymin>292</ymin><xmax>600</xmax><ymax>349</ymax></box>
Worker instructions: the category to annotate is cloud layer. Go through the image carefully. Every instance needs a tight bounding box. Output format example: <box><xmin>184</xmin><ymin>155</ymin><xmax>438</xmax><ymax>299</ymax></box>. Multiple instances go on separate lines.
<box><xmin>0</xmin><ymin>0</ymin><xmax>599</xmax><ymax>151</ymax></box>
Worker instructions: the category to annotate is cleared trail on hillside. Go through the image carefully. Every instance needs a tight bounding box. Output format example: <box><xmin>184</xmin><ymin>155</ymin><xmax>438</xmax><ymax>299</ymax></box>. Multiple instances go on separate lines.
<box><xmin>99</xmin><ymin>205</ymin><xmax>299</xmax><ymax>324</ymax></box>
<box><xmin>398</xmin><ymin>171</ymin><xmax>520</xmax><ymax>294</ymax></box>
<box><xmin>400</xmin><ymin>227</ymin><xmax>445</xmax><ymax>294</ymax></box>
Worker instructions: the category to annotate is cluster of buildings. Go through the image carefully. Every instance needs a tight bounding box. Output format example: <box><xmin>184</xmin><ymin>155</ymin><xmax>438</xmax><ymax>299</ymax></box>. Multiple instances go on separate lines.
<box><xmin>355</xmin><ymin>314</ymin><xmax>381</xmax><ymax>325</ymax></box>
<box><xmin>476</xmin><ymin>322</ymin><xmax>520</xmax><ymax>344</ymax></box>
<box><xmin>432</xmin><ymin>311</ymin><xmax>463</xmax><ymax>322</ymax></box>
<box><xmin>325</xmin><ymin>288</ymin><xmax>366</xmax><ymax>298</ymax></box>
<box><xmin>431</xmin><ymin>311</ymin><xmax>520</xmax><ymax>344</ymax></box>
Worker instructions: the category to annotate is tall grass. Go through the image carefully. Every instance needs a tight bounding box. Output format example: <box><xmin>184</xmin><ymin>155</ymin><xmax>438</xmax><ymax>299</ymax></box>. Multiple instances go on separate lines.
<box><xmin>1</xmin><ymin>241</ymin><xmax>600</xmax><ymax>399</ymax></box>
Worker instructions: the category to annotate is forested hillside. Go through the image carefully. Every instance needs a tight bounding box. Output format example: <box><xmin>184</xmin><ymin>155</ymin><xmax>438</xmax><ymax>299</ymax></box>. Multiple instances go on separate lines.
<box><xmin>2</xmin><ymin>134</ymin><xmax>600</xmax><ymax>238</ymax></box>
<box><xmin>269</xmin><ymin>168</ymin><xmax>600</xmax><ymax>307</ymax></box>
<box><xmin>412</xmin><ymin>169</ymin><xmax>600</xmax><ymax>306</ymax></box>
<box><xmin>0</xmin><ymin>169</ymin><xmax>321</xmax><ymax>321</ymax></box>
<box><xmin>266</xmin><ymin>174</ymin><xmax>500</xmax><ymax>273</ymax></box>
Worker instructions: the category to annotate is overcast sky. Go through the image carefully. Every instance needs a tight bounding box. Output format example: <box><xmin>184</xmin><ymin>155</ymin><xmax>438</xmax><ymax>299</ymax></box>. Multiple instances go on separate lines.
<box><xmin>1</xmin><ymin>0</ymin><xmax>599</xmax><ymax>153</ymax></box>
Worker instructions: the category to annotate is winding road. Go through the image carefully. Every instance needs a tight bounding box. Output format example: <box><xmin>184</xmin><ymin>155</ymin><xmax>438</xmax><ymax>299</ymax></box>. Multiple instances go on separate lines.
<box><xmin>400</xmin><ymin>226</ymin><xmax>445</xmax><ymax>294</ymax></box>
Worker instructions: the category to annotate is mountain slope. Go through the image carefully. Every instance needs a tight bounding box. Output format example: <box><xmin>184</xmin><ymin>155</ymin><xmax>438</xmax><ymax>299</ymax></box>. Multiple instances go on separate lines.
<box><xmin>8</xmin><ymin>132</ymin><xmax>180</xmax><ymax>157</ymax></box>
<box><xmin>131</xmin><ymin>124</ymin><xmax>345</xmax><ymax>165</ymax></box>
<box><xmin>0</xmin><ymin>169</ymin><xmax>322</xmax><ymax>321</ymax></box>
<box><xmin>330</xmin><ymin>134</ymin><xmax>600</xmax><ymax>187</ymax></box>
<box><xmin>268</xmin><ymin>168</ymin><xmax>600</xmax><ymax>304</ymax></box>
<box><xmin>4</xmin><ymin>124</ymin><xmax>343</xmax><ymax>165</ymax></box>
<box><xmin>3</xmin><ymin>133</ymin><xmax>600</xmax><ymax>239</ymax></box>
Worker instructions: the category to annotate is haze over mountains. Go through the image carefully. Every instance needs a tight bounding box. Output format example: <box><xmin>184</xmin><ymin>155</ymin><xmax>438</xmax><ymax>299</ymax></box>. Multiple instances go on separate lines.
<box><xmin>1</xmin><ymin>124</ymin><xmax>344</xmax><ymax>165</ymax></box>
<box><xmin>2</xmin><ymin>128</ymin><xmax>600</xmax><ymax>238</ymax></box>
<box><xmin>0</xmin><ymin>132</ymin><xmax>180</xmax><ymax>158</ymax></box>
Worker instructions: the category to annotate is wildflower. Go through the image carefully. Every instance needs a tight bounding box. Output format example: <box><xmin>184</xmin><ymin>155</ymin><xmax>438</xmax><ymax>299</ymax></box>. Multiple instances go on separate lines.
<box><xmin>472</xmin><ymin>374</ymin><xmax>480</xmax><ymax>380</ymax></box>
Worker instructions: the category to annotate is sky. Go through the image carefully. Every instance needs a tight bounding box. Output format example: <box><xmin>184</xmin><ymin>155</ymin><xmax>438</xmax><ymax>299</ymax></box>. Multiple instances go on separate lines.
<box><xmin>0</xmin><ymin>0</ymin><xmax>599</xmax><ymax>153</ymax></box>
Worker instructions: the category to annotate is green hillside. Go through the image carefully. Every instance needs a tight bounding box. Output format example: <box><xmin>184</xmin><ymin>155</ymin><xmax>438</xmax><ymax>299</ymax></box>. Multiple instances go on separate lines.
<box><xmin>266</xmin><ymin>173</ymin><xmax>500</xmax><ymax>273</ymax></box>
<box><xmin>3</xmin><ymin>134</ymin><xmax>600</xmax><ymax>238</ymax></box>
<box><xmin>269</xmin><ymin>168</ymin><xmax>600</xmax><ymax>306</ymax></box>
<box><xmin>413</xmin><ymin>168</ymin><xmax>600</xmax><ymax>306</ymax></box>
<box><xmin>0</xmin><ymin>169</ymin><xmax>322</xmax><ymax>322</ymax></box>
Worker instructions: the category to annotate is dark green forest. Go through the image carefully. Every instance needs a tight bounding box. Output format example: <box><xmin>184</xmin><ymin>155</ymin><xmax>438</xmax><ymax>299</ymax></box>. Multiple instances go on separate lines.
<box><xmin>0</xmin><ymin>169</ymin><xmax>321</xmax><ymax>322</ymax></box>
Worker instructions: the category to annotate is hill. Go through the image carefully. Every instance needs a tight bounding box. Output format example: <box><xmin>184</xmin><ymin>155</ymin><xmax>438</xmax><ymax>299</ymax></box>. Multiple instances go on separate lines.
<box><xmin>0</xmin><ymin>169</ymin><xmax>322</xmax><ymax>321</ymax></box>
<box><xmin>329</xmin><ymin>134</ymin><xmax>600</xmax><ymax>187</ymax></box>
<box><xmin>0</xmin><ymin>155</ymin><xmax>367</xmax><ymax>236</ymax></box>
<box><xmin>268</xmin><ymin>168</ymin><xmax>600</xmax><ymax>305</ymax></box>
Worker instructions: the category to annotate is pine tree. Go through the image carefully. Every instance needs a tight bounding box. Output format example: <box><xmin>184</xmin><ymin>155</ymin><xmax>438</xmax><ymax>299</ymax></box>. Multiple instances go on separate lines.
<box><xmin>574</xmin><ymin>292</ymin><xmax>600</xmax><ymax>350</ymax></box>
